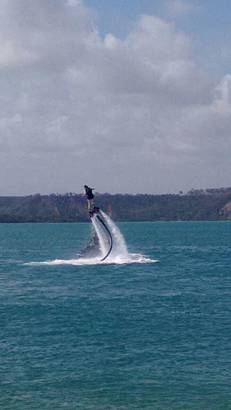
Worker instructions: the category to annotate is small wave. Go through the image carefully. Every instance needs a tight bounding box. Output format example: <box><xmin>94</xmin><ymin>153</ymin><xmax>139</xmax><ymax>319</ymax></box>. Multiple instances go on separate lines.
<box><xmin>24</xmin><ymin>253</ymin><xmax>157</xmax><ymax>267</ymax></box>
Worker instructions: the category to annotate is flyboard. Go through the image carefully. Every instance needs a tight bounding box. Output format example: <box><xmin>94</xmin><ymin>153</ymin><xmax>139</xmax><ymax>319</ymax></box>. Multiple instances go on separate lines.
<box><xmin>89</xmin><ymin>206</ymin><xmax>113</xmax><ymax>262</ymax></box>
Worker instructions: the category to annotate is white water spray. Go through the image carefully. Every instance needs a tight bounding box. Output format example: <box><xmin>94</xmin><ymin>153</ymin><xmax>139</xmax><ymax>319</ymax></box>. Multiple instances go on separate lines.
<box><xmin>89</xmin><ymin>211</ymin><xmax>129</xmax><ymax>262</ymax></box>
<box><xmin>26</xmin><ymin>211</ymin><xmax>156</xmax><ymax>266</ymax></box>
<box><xmin>99</xmin><ymin>211</ymin><xmax>129</xmax><ymax>261</ymax></box>
<box><xmin>91</xmin><ymin>213</ymin><xmax>111</xmax><ymax>259</ymax></box>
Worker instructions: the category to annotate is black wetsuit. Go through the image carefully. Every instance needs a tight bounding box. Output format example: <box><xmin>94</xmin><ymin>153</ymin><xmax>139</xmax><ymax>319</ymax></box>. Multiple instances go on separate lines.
<box><xmin>84</xmin><ymin>186</ymin><xmax>94</xmax><ymax>200</ymax></box>
<box><xmin>84</xmin><ymin>185</ymin><xmax>96</xmax><ymax>215</ymax></box>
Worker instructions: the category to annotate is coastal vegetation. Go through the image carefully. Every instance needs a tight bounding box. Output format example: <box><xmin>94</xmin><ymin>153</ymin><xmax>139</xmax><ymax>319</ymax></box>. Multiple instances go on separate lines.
<box><xmin>0</xmin><ymin>187</ymin><xmax>231</xmax><ymax>222</ymax></box>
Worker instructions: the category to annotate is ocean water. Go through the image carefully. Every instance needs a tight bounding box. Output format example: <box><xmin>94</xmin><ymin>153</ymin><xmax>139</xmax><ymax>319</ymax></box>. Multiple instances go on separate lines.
<box><xmin>0</xmin><ymin>221</ymin><xmax>231</xmax><ymax>409</ymax></box>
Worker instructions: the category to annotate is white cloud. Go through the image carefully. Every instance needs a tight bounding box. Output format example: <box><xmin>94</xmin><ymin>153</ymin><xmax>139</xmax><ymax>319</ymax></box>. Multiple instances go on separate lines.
<box><xmin>0</xmin><ymin>0</ymin><xmax>229</xmax><ymax>194</ymax></box>
<box><xmin>0</xmin><ymin>40</ymin><xmax>37</xmax><ymax>67</ymax></box>
<box><xmin>213</xmin><ymin>74</ymin><xmax>231</xmax><ymax>115</ymax></box>
<box><xmin>165</xmin><ymin>0</ymin><xmax>200</xmax><ymax>16</ymax></box>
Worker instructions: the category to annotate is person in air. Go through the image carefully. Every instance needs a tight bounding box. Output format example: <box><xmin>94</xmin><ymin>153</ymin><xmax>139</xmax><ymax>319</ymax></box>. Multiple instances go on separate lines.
<box><xmin>84</xmin><ymin>185</ymin><xmax>99</xmax><ymax>215</ymax></box>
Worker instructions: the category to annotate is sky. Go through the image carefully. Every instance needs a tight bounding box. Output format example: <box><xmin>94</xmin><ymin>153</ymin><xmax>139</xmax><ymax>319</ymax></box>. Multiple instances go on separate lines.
<box><xmin>1</xmin><ymin>0</ymin><xmax>231</xmax><ymax>195</ymax></box>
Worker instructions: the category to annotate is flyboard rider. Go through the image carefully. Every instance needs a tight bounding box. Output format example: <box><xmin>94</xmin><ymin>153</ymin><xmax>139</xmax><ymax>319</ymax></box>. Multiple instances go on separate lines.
<box><xmin>84</xmin><ymin>185</ymin><xmax>113</xmax><ymax>261</ymax></box>
<box><xmin>84</xmin><ymin>185</ymin><xmax>99</xmax><ymax>217</ymax></box>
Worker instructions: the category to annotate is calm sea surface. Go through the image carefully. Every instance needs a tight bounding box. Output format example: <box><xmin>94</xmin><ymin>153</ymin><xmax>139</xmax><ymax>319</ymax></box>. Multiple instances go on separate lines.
<box><xmin>0</xmin><ymin>222</ymin><xmax>231</xmax><ymax>409</ymax></box>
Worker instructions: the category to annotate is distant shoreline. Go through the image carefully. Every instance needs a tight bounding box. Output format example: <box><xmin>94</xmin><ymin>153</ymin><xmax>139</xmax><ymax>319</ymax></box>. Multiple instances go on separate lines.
<box><xmin>0</xmin><ymin>220</ymin><xmax>230</xmax><ymax>224</ymax></box>
<box><xmin>0</xmin><ymin>188</ymin><xmax>231</xmax><ymax>222</ymax></box>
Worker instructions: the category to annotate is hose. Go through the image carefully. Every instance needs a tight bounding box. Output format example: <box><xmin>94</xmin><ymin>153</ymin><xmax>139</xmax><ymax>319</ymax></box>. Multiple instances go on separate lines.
<box><xmin>96</xmin><ymin>213</ymin><xmax>113</xmax><ymax>261</ymax></box>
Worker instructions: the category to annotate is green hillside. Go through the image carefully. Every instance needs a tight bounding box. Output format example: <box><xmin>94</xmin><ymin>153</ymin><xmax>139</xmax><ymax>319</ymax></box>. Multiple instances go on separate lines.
<box><xmin>0</xmin><ymin>188</ymin><xmax>231</xmax><ymax>222</ymax></box>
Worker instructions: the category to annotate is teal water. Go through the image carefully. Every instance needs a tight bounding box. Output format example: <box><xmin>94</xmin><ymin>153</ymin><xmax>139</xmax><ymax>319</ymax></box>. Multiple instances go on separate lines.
<box><xmin>0</xmin><ymin>222</ymin><xmax>231</xmax><ymax>409</ymax></box>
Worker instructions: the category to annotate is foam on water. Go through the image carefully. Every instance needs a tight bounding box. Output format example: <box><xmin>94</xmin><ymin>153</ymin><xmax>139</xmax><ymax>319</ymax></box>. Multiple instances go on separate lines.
<box><xmin>26</xmin><ymin>254</ymin><xmax>156</xmax><ymax>266</ymax></box>
<box><xmin>26</xmin><ymin>211</ymin><xmax>157</xmax><ymax>266</ymax></box>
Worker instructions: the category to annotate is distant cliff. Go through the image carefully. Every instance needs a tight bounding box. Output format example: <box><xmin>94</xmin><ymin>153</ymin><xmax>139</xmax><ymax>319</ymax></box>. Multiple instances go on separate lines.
<box><xmin>0</xmin><ymin>188</ymin><xmax>231</xmax><ymax>222</ymax></box>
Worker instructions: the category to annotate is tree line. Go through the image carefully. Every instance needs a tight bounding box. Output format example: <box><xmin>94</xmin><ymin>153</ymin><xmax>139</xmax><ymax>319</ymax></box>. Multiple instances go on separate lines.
<box><xmin>0</xmin><ymin>188</ymin><xmax>231</xmax><ymax>222</ymax></box>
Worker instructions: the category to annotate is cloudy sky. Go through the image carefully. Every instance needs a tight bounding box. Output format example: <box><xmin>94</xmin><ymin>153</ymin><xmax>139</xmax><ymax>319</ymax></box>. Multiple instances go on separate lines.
<box><xmin>1</xmin><ymin>0</ymin><xmax>231</xmax><ymax>195</ymax></box>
